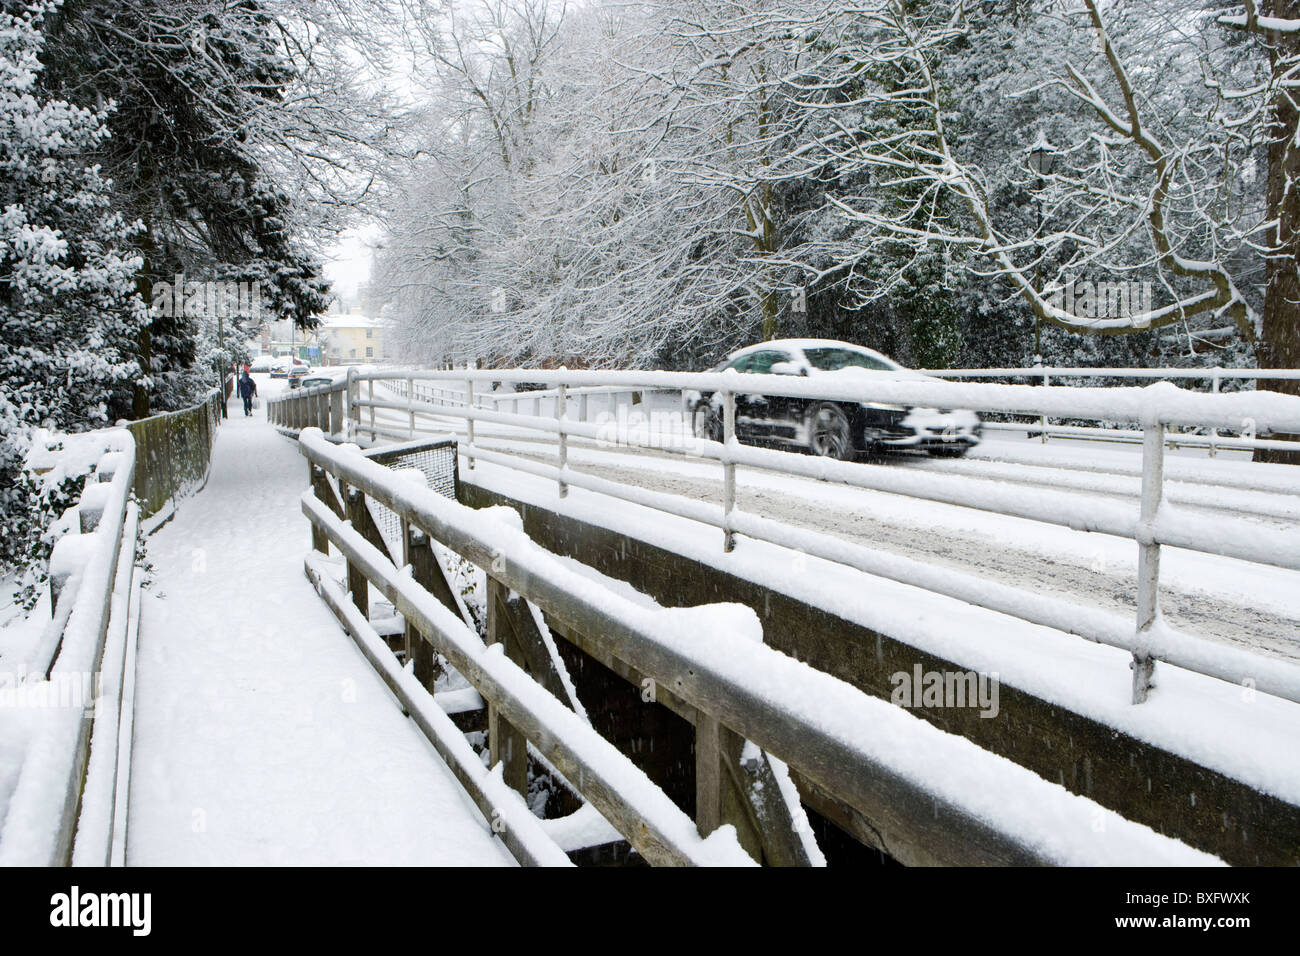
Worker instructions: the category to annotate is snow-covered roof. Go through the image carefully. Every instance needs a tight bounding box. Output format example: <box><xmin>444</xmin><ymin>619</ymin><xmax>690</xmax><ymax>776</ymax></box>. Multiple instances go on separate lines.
<box><xmin>318</xmin><ymin>315</ymin><xmax>386</xmax><ymax>330</ymax></box>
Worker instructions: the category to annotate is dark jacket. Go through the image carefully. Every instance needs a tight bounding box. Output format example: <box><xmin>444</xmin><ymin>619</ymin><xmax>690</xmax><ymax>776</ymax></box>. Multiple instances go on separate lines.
<box><xmin>237</xmin><ymin>374</ymin><xmax>257</xmax><ymax>399</ymax></box>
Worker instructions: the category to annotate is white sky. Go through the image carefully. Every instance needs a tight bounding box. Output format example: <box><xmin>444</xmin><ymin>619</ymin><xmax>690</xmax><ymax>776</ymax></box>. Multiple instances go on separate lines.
<box><xmin>318</xmin><ymin>3</ymin><xmax>428</xmax><ymax>310</ymax></box>
<box><xmin>322</xmin><ymin>226</ymin><xmax>381</xmax><ymax>305</ymax></box>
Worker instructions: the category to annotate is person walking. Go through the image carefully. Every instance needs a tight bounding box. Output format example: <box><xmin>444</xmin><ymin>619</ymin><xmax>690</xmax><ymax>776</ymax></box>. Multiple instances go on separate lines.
<box><xmin>237</xmin><ymin>369</ymin><xmax>258</xmax><ymax>416</ymax></box>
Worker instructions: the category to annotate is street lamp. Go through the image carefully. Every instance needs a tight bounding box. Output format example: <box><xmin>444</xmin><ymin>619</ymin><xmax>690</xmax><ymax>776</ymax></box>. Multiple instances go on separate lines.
<box><xmin>1026</xmin><ymin>132</ymin><xmax>1057</xmax><ymax>365</ymax></box>
<box><xmin>1027</xmin><ymin>132</ymin><xmax>1057</xmax><ymax>178</ymax></box>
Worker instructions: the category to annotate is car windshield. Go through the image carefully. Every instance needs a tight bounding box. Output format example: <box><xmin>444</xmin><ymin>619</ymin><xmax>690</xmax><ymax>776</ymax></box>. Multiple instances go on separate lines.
<box><xmin>802</xmin><ymin>347</ymin><xmax>897</xmax><ymax>372</ymax></box>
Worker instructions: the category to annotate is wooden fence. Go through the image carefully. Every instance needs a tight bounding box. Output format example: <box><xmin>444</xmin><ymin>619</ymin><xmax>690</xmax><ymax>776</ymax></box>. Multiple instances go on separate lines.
<box><xmin>126</xmin><ymin>383</ymin><xmax>228</xmax><ymax>519</ymax></box>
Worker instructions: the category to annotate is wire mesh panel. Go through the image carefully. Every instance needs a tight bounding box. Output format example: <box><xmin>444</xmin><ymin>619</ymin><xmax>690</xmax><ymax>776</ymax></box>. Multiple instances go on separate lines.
<box><xmin>363</xmin><ymin>438</ymin><xmax>458</xmax><ymax>552</ymax></box>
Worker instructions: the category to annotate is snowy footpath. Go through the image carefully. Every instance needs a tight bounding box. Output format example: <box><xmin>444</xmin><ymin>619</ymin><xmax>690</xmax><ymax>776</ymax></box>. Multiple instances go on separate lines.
<box><xmin>126</xmin><ymin>380</ymin><xmax>511</xmax><ymax>865</ymax></box>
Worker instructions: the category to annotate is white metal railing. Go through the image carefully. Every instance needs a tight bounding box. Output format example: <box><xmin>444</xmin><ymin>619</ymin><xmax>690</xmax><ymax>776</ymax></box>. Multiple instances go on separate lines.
<box><xmin>921</xmin><ymin>367</ymin><xmax>1300</xmax><ymax>380</ymax></box>
<box><xmin>267</xmin><ymin>366</ymin><xmax>1300</xmax><ymax>707</ymax></box>
<box><xmin>918</xmin><ymin>366</ymin><xmax>1300</xmax><ymax>455</ymax></box>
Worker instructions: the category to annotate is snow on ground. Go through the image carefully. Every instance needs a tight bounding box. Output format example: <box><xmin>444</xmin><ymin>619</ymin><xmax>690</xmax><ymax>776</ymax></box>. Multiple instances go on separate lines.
<box><xmin>126</xmin><ymin>375</ymin><xmax>512</xmax><ymax>865</ymax></box>
<box><xmin>0</xmin><ymin>587</ymin><xmax>49</xmax><ymax>686</ymax></box>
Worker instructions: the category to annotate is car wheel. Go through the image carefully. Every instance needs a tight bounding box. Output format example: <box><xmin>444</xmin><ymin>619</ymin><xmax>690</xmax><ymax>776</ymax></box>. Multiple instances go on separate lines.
<box><xmin>808</xmin><ymin>403</ymin><xmax>854</xmax><ymax>460</ymax></box>
<box><xmin>693</xmin><ymin>403</ymin><xmax>724</xmax><ymax>443</ymax></box>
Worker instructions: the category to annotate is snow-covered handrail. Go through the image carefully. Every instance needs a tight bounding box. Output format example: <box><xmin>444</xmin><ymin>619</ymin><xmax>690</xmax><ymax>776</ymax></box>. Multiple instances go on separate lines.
<box><xmin>296</xmin><ymin>428</ymin><xmax>1219</xmax><ymax>865</ymax></box>
<box><xmin>0</xmin><ymin>431</ymin><xmax>141</xmax><ymax>867</ymax></box>
<box><xmin>347</xmin><ymin>366</ymin><xmax>1300</xmax><ymax>433</ymax></box>
<box><xmin>271</xmin><ymin>365</ymin><xmax>1300</xmax><ymax>707</ymax></box>
<box><xmin>919</xmin><ymin>367</ymin><xmax>1300</xmax><ymax>381</ymax></box>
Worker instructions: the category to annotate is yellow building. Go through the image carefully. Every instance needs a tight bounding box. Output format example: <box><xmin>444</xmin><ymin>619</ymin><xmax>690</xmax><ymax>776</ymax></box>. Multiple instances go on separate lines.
<box><xmin>319</xmin><ymin>315</ymin><xmax>385</xmax><ymax>364</ymax></box>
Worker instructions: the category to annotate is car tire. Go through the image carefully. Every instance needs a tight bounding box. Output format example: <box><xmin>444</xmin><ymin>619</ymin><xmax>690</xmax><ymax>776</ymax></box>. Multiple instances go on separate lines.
<box><xmin>808</xmin><ymin>403</ymin><xmax>854</xmax><ymax>460</ymax></box>
<box><xmin>693</xmin><ymin>403</ymin><xmax>724</xmax><ymax>443</ymax></box>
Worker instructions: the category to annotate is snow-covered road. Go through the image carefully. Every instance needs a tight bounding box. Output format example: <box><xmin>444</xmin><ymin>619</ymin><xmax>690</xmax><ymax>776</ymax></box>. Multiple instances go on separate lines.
<box><xmin>125</xmin><ymin>379</ymin><xmax>511</xmax><ymax>865</ymax></box>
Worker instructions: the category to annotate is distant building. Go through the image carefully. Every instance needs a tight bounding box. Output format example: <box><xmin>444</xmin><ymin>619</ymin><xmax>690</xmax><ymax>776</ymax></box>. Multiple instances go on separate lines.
<box><xmin>249</xmin><ymin>312</ymin><xmax>386</xmax><ymax>366</ymax></box>
<box><xmin>318</xmin><ymin>314</ymin><xmax>384</xmax><ymax>364</ymax></box>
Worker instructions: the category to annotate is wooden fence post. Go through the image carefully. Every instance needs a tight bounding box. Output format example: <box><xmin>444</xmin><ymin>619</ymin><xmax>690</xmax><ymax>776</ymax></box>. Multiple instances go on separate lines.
<box><xmin>343</xmin><ymin>486</ymin><xmax>370</xmax><ymax>616</ymax></box>
<box><xmin>486</xmin><ymin>577</ymin><xmax>529</xmax><ymax>795</ymax></box>
<box><xmin>309</xmin><ymin>465</ymin><xmax>331</xmax><ymax>554</ymax></box>
<box><xmin>404</xmin><ymin>523</ymin><xmax>446</xmax><ymax>691</ymax></box>
<box><xmin>695</xmin><ymin>711</ymin><xmax>722</xmax><ymax>836</ymax></box>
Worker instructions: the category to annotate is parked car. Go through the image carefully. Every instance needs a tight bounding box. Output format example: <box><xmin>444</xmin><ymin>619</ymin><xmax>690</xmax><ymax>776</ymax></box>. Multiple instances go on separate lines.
<box><xmin>269</xmin><ymin>361</ymin><xmax>291</xmax><ymax>378</ymax></box>
<box><xmin>286</xmin><ymin>365</ymin><xmax>313</xmax><ymax>388</ymax></box>
<box><xmin>682</xmin><ymin>339</ymin><xmax>981</xmax><ymax>460</ymax></box>
<box><xmin>299</xmin><ymin>375</ymin><xmax>334</xmax><ymax>390</ymax></box>
<box><xmin>250</xmin><ymin>355</ymin><xmax>274</xmax><ymax>373</ymax></box>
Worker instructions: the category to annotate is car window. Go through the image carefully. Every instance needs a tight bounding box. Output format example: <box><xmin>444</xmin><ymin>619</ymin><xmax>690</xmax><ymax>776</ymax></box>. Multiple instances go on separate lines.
<box><xmin>725</xmin><ymin>355</ymin><xmax>753</xmax><ymax>373</ymax></box>
<box><xmin>803</xmin><ymin>347</ymin><xmax>897</xmax><ymax>372</ymax></box>
<box><xmin>746</xmin><ymin>350</ymin><xmax>793</xmax><ymax>374</ymax></box>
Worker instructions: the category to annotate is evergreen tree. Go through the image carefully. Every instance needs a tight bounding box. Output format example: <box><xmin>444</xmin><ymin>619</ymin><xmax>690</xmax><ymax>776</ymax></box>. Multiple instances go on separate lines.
<box><xmin>0</xmin><ymin>0</ymin><xmax>145</xmax><ymax>569</ymax></box>
<box><xmin>37</xmin><ymin>0</ymin><xmax>331</xmax><ymax>414</ymax></box>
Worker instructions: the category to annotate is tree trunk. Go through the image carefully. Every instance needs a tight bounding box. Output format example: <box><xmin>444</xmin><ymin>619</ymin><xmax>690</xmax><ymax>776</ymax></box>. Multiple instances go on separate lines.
<box><xmin>132</xmin><ymin>319</ymin><xmax>152</xmax><ymax>419</ymax></box>
<box><xmin>1255</xmin><ymin>0</ymin><xmax>1300</xmax><ymax>464</ymax></box>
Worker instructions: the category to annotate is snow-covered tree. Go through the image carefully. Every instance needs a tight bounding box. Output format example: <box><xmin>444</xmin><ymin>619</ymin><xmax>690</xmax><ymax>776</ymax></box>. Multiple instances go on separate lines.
<box><xmin>1217</xmin><ymin>0</ymin><xmax>1300</xmax><ymax>457</ymax></box>
<box><xmin>0</xmin><ymin>0</ymin><xmax>145</xmax><ymax>571</ymax></box>
<box><xmin>35</xmin><ymin>0</ymin><xmax>378</xmax><ymax>413</ymax></box>
<box><xmin>369</xmin><ymin>0</ymin><xmax>1294</xmax><ymax>377</ymax></box>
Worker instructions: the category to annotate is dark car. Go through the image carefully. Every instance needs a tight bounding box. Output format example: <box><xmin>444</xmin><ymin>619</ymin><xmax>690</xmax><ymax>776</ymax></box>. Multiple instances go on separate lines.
<box><xmin>682</xmin><ymin>339</ymin><xmax>981</xmax><ymax>460</ymax></box>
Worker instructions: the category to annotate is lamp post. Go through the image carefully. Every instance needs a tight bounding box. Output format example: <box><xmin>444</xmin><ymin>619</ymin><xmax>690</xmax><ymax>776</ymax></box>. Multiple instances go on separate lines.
<box><xmin>1027</xmin><ymin>133</ymin><xmax>1057</xmax><ymax>365</ymax></box>
<box><xmin>217</xmin><ymin>310</ymin><xmax>229</xmax><ymax>418</ymax></box>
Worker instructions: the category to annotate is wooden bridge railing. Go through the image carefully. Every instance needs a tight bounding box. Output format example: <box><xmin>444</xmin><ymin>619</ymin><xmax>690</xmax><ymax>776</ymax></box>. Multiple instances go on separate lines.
<box><xmin>294</xmin><ymin>426</ymin><xmax>1204</xmax><ymax>866</ymax></box>
<box><xmin>0</xmin><ymin>430</ymin><xmax>142</xmax><ymax>866</ymax></box>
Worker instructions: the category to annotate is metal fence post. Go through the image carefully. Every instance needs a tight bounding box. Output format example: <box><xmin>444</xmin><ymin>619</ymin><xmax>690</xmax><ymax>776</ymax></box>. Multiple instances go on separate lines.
<box><xmin>1039</xmin><ymin>364</ymin><xmax>1049</xmax><ymax>444</ymax></box>
<box><xmin>408</xmin><ymin>375</ymin><xmax>416</xmax><ymax>439</ymax></box>
<box><xmin>346</xmin><ymin>367</ymin><xmax>359</xmax><ymax>440</ymax></box>
<box><xmin>466</xmin><ymin>376</ymin><xmax>476</xmax><ymax>470</ymax></box>
<box><xmin>723</xmin><ymin>389</ymin><xmax>736</xmax><ymax>553</ymax></box>
<box><xmin>1208</xmin><ymin>369</ymin><xmax>1221</xmax><ymax>458</ymax></box>
<box><xmin>1133</xmin><ymin>420</ymin><xmax>1164</xmax><ymax>703</ymax></box>
<box><xmin>557</xmin><ymin>379</ymin><xmax>568</xmax><ymax>498</ymax></box>
<box><xmin>367</xmin><ymin>378</ymin><xmax>376</xmax><ymax>442</ymax></box>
